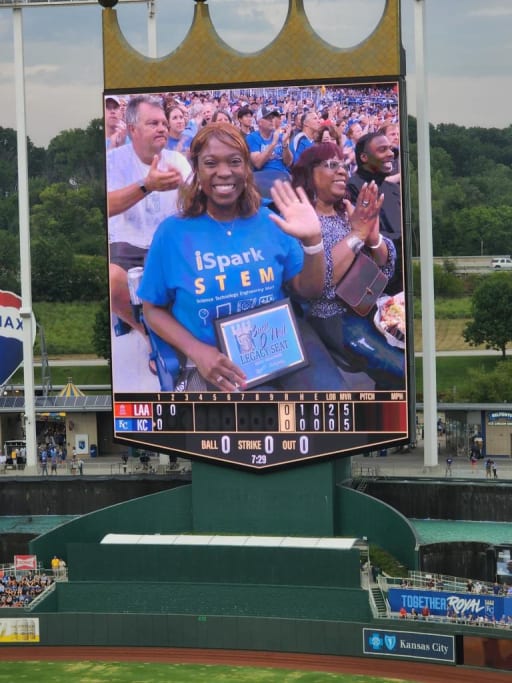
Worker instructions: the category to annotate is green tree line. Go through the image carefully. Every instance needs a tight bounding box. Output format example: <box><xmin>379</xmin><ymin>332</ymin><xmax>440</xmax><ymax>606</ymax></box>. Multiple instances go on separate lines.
<box><xmin>1</xmin><ymin>115</ymin><xmax>512</xmax><ymax>360</ymax></box>
<box><xmin>1</xmin><ymin>117</ymin><xmax>512</xmax><ymax>301</ymax></box>
<box><xmin>407</xmin><ymin>118</ymin><xmax>512</xmax><ymax>257</ymax></box>
<box><xmin>2</xmin><ymin>117</ymin><xmax>512</xmax><ymax>399</ymax></box>
<box><xmin>0</xmin><ymin>120</ymin><xmax>106</xmax><ymax>301</ymax></box>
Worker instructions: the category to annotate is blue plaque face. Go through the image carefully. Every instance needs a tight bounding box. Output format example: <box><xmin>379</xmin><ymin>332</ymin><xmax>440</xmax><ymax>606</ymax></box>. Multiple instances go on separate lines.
<box><xmin>215</xmin><ymin>299</ymin><xmax>307</xmax><ymax>389</ymax></box>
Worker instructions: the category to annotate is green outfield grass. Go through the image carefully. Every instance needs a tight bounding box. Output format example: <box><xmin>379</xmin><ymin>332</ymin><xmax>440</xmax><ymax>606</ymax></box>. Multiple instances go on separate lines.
<box><xmin>0</xmin><ymin>661</ymin><xmax>422</xmax><ymax>683</ymax></box>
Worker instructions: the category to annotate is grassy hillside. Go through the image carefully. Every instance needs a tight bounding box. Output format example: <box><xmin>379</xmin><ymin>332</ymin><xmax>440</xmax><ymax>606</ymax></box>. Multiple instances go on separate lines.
<box><xmin>33</xmin><ymin>302</ymin><xmax>102</xmax><ymax>356</ymax></box>
<box><xmin>413</xmin><ymin>318</ymin><xmax>487</xmax><ymax>352</ymax></box>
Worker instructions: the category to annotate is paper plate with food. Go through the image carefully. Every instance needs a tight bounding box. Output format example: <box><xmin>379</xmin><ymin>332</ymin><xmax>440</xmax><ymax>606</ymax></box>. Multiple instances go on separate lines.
<box><xmin>374</xmin><ymin>291</ymin><xmax>406</xmax><ymax>349</ymax></box>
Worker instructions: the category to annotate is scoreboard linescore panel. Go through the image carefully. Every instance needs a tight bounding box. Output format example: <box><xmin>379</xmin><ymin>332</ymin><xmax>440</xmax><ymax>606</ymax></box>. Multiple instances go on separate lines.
<box><xmin>107</xmin><ymin>78</ymin><xmax>412</xmax><ymax>470</ymax></box>
<box><xmin>114</xmin><ymin>390</ymin><xmax>408</xmax><ymax>468</ymax></box>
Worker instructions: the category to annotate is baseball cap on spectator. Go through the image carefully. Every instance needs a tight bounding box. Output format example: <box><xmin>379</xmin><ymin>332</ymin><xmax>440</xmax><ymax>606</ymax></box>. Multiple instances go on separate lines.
<box><xmin>237</xmin><ymin>106</ymin><xmax>253</xmax><ymax>119</ymax></box>
<box><xmin>257</xmin><ymin>105</ymin><xmax>281</xmax><ymax>121</ymax></box>
<box><xmin>106</xmin><ymin>95</ymin><xmax>120</xmax><ymax>105</ymax></box>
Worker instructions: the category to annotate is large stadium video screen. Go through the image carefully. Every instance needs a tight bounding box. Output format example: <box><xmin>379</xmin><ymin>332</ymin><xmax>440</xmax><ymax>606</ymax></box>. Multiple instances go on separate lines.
<box><xmin>105</xmin><ymin>80</ymin><xmax>411</xmax><ymax>469</ymax></box>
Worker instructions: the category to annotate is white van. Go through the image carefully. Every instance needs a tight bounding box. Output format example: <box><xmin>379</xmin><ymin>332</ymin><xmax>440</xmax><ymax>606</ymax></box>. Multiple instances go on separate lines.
<box><xmin>491</xmin><ymin>257</ymin><xmax>512</xmax><ymax>270</ymax></box>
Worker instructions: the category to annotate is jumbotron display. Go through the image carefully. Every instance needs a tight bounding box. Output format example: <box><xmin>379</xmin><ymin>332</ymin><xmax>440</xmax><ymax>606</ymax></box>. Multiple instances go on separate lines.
<box><xmin>106</xmin><ymin>80</ymin><xmax>411</xmax><ymax>469</ymax></box>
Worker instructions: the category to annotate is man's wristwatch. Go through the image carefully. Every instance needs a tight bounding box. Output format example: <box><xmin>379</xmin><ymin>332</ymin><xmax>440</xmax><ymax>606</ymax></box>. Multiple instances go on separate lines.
<box><xmin>138</xmin><ymin>179</ymin><xmax>150</xmax><ymax>195</ymax></box>
<box><xmin>346</xmin><ymin>235</ymin><xmax>364</xmax><ymax>255</ymax></box>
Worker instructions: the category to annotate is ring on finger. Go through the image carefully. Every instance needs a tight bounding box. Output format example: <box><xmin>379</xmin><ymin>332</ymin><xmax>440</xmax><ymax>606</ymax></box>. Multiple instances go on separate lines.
<box><xmin>216</xmin><ymin>375</ymin><xmax>223</xmax><ymax>383</ymax></box>
<box><xmin>361</xmin><ymin>200</ymin><xmax>370</xmax><ymax>207</ymax></box>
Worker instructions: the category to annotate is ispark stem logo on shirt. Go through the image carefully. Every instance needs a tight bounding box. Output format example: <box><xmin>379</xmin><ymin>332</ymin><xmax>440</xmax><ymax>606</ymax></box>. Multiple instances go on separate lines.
<box><xmin>194</xmin><ymin>247</ymin><xmax>265</xmax><ymax>272</ymax></box>
<box><xmin>193</xmin><ymin>247</ymin><xmax>275</xmax><ymax>295</ymax></box>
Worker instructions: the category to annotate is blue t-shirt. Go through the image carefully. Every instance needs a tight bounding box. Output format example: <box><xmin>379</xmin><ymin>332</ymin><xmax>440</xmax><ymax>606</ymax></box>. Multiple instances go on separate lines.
<box><xmin>179</xmin><ymin>120</ymin><xmax>199</xmax><ymax>152</ymax></box>
<box><xmin>291</xmin><ymin>132</ymin><xmax>313</xmax><ymax>164</ymax></box>
<box><xmin>247</xmin><ymin>130</ymin><xmax>289</xmax><ymax>174</ymax></box>
<box><xmin>166</xmin><ymin>137</ymin><xmax>181</xmax><ymax>151</ymax></box>
<box><xmin>138</xmin><ymin>208</ymin><xmax>304</xmax><ymax>346</ymax></box>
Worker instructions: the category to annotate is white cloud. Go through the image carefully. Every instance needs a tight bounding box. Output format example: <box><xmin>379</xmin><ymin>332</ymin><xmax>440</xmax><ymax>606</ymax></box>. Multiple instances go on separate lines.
<box><xmin>0</xmin><ymin>80</ymin><xmax>101</xmax><ymax>147</ymax></box>
<box><xmin>469</xmin><ymin>6</ymin><xmax>512</xmax><ymax>18</ymax></box>
<box><xmin>407</xmin><ymin>74</ymin><xmax>512</xmax><ymax>129</ymax></box>
<box><xmin>0</xmin><ymin>0</ymin><xmax>511</xmax><ymax>146</ymax></box>
<box><xmin>0</xmin><ymin>61</ymin><xmax>13</xmax><ymax>85</ymax></box>
<box><xmin>24</xmin><ymin>64</ymin><xmax>59</xmax><ymax>79</ymax></box>
<box><xmin>293</xmin><ymin>0</ymin><xmax>387</xmax><ymax>49</ymax></box>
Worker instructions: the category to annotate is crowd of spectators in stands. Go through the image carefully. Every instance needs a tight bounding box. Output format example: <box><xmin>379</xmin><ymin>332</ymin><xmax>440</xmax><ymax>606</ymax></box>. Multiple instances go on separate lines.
<box><xmin>396</xmin><ymin>574</ymin><xmax>512</xmax><ymax>596</ymax></box>
<box><xmin>390</xmin><ymin>573</ymin><xmax>512</xmax><ymax>628</ymax></box>
<box><xmin>398</xmin><ymin>601</ymin><xmax>512</xmax><ymax>628</ymax></box>
<box><xmin>106</xmin><ymin>83</ymin><xmax>403</xmax><ymax>393</ymax></box>
<box><xmin>0</xmin><ymin>571</ymin><xmax>54</xmax><ymax>608</ymax></box>
<box><xmin>104</xmin><ymin>84</ymin><xmax>400</xmax><ymax>186</ymax></box>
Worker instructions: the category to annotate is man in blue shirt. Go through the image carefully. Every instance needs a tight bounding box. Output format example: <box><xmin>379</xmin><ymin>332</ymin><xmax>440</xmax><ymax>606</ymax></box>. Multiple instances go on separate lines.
<box><xmin>247</xmin><ymin>106</ymin><xmax>292</xmax><ymax>198</ymax></box>
<box><xmin>290</xmin><ymin>110</ymin><xmax>321</xmax><ymax>163</ymax></box>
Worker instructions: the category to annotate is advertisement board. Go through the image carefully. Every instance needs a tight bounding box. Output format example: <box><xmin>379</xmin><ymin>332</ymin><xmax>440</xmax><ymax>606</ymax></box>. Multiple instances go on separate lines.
<box><xmin>0</xmin><ymin>618</ymin><xmax>39</xmax><ymax>643</ymax></box>
<box><xmin>363</xmin><ymin>628</ymin><xmax>455</xmax><ymax>663</ymax></box>
<box><xmin>0</xmin><ymin>290</ymin><xmax>36</xmax><ymax>387</ymax></box>
<box><xmin>388</xmin><ymin>588</ymin><xmax>512</xmax><ymax>622</ymax></box>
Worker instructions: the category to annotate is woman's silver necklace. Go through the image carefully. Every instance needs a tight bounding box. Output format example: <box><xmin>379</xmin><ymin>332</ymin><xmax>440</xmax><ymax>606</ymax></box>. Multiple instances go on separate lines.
<box><xmin>207</xmin><ymin>210</ymin><xmax>236</xmax><ymax>237</ymax></box>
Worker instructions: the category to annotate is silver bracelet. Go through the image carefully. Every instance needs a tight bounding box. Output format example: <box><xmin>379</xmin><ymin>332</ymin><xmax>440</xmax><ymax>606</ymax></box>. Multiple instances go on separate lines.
<box><xmin>302</xmin><ymin>239</ymin><xmax>324</xmax><ymax>255</ymax></box>
<box><xmin>369</xmin><ymin>234</ymin><xmax>383</xmax><ymax>249</ymax></box>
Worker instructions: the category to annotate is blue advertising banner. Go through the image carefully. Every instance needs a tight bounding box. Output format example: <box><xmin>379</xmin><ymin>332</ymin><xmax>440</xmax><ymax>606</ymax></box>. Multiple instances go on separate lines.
<box><xmin>0</xmin><ymin>290</ymin><xmax>36</xmax><ymax>386</ymax></box>
<box><xmin>388</xmin><ymin>588</ymin><xmax>512</xmax><ymax>621</ymax></box>
<box><xmin>363</xmin><ymin>628</ymin><xmax>455</xmax><ymax>662</ymax></box>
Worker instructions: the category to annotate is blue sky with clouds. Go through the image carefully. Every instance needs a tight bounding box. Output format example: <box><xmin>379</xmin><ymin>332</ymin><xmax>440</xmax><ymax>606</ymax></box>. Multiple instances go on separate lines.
<box><xmin>0</xmin><ymin>0</ymin><xmax>510</xmax><ymax>147</ymax></box>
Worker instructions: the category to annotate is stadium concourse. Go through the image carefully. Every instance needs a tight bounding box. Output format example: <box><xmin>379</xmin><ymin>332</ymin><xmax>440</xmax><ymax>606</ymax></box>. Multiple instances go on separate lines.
<box><xmin>6</xmin><ymin>431</ymin><xmax>512</xmax><ymax>479</ymax></box>
<box><xmin>351</xmin><ymin>437</ymin><xmax>512</xmax><ymax>480</ymax></box>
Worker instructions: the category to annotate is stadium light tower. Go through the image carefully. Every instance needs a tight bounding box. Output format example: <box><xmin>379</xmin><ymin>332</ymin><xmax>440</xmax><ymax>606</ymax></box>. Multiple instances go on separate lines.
<box><xmin>414</xmin><ymin>0</ymin><xmax>437</xmax><ymax>468</ymax></box>
<box><xmin>0</xmin><ymin>0</ymin><xmax>155</xmax><ymax>469</ymax></box>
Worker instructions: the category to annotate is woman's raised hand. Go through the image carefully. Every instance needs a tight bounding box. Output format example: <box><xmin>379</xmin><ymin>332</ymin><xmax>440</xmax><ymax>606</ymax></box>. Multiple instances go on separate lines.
<box><xmin>269</xmin><ymin>180</ymin><xmax>322</xmax><ymax>246</ymax></box>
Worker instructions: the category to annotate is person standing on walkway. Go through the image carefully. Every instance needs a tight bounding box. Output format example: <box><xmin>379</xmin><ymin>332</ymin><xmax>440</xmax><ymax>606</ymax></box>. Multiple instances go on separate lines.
<box><xmin>445</xmin><ymin>456</ymin><xmax>453</xmax><ymax>477</ymax></box>
<box><xmin>492</xmin><ymin>461</ymin><xmax>498</xmax><ymax>479</ymax></box>
<box><xmin>485</xmin><ymin>458</ymin><xmax>493</xmax><ymax>479</ymax></box>
<box><xmin>40</xmin><ymin>449</ymin><xmax>49</xmax><ymax>476</ymax></box>
<box><xmin>50</xmin><ymin>451</ymin><xmax>58</xmax><ymax>475</ymax></box>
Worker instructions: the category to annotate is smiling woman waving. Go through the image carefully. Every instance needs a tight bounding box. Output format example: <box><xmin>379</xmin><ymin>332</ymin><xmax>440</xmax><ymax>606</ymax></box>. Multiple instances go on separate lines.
<box><xmin>138</xmin><ymin>123</ymin><xmax>345</xmax><ymax>392</ymax></box>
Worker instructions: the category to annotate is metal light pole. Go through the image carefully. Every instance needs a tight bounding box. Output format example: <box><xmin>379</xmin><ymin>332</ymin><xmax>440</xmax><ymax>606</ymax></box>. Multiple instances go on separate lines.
<box><xmin>13</xmin><ymin>5</ymin><xmax>37</xmax><ymax>467</ymax></box>
<box><xmin>1</xmin><ymin>0</ymin><xmax>156</xmax><ymax>468</ymax></box>
<box><xmin>414</xmin><ymin>0</ymin><xmax>438</xmax><ymax>468</ymax></box>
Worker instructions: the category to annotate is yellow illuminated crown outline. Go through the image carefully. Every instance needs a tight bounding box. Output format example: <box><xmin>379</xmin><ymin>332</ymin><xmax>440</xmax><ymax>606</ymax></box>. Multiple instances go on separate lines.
<box><xmin>102</xmin><ymin>0</ymin><xmax>403</xmax><ymax>90</ymax></box>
